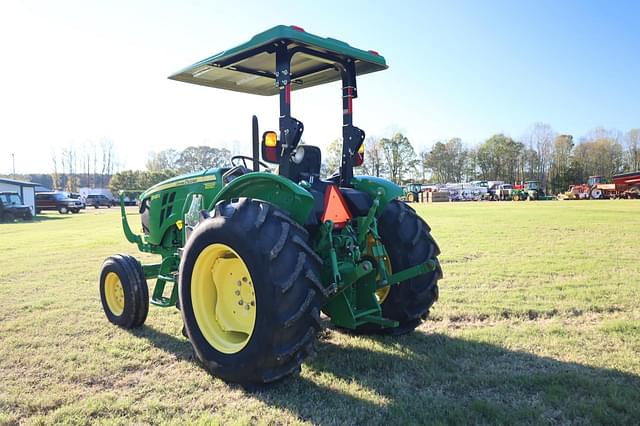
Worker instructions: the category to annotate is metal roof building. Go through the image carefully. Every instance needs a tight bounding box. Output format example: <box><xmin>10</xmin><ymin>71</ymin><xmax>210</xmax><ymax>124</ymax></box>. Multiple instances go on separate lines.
<box><xmin>0</xmin><ymin>178</ymin><xmax>38</xmax><ymax>215</ymax></box>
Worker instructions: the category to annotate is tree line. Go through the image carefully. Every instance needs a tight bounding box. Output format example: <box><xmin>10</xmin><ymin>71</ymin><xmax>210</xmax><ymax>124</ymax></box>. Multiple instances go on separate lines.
<box><xmin>337</xmin><ymin>124</ymin><xmax>638</xmax><ymax>194</ymax></box>
<box><xmin>108</xmin><ymin>146</ymin><xmax>232</xmax><ymax>194</ymax></box>
<box><xmin>41</xmin><ymin>124</ymin><xmax>638</xmax><ymax>197</ymax></box>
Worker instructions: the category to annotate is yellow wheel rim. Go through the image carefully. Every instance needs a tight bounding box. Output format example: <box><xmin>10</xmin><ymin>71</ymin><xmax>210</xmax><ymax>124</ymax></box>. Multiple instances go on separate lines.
<box><xmin>191</xmin><ymin>243</ymin><xmax>256</xmax><ymax>354</ymax></box>
<box><xmin>365</xmin><ymin>235</ymin><xmax>392</xmax><ymax>304</ymax></box>
<box><xmin>104</xmin><ymin>272</ymin><xmax>125</xmax><ymax>316</ymax></box>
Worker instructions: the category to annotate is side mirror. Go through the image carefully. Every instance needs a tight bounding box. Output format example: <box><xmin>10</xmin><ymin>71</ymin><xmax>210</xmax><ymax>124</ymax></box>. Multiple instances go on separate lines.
<box><xmin>261</xmin><ymin>131</ymin><xmax>281</xmax><ymax>164</ymax></box>
<box><xmin>354</xmin><ymin>142</ymin><xmax>365</xmax><ymax>167</ymax></box>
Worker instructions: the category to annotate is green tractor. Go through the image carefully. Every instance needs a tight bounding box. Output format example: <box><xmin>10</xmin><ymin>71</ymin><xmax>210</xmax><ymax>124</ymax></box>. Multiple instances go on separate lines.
<box><xmin>512</xmin><ymin>181</ymin><xmax>543</xmax><ymax>201</ymax></box>
<box><xmin>99</xmin><ymin>25</ymin><xmax>442</xmax><ymax>385</ymax></box>
<box><xmin>404</xmin><ymin>183</ymin><xmax>423</xmax><ymax>203</ymax></box>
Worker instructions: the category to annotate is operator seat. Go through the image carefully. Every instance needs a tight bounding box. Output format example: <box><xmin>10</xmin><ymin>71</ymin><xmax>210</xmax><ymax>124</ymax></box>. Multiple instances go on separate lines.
<box><xmin>288</xmin><ymin>145</ymin><xmax>321</xmax><ymax>184</ymax></box>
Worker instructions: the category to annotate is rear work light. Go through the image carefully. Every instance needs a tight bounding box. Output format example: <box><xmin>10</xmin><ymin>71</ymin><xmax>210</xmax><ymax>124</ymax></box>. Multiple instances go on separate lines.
<box><xmin>354</xmin><ymin>143</ymin><xmax>365</xmax><ymax>167</ymax></box>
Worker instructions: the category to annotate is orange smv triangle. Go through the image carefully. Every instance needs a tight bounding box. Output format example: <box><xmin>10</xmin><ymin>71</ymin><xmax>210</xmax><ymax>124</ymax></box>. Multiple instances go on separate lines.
<box><xmin>321</xmin><ymin>185</ymin><xmax>352</xmax><ymax>229</ymax></box>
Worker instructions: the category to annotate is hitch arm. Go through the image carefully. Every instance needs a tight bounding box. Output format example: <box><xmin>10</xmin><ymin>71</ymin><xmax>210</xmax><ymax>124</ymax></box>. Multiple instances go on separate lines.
<box><xmin>385</xmin><ymin>259</ymin><xmax>437</xmax><ymax>287</ymax></box>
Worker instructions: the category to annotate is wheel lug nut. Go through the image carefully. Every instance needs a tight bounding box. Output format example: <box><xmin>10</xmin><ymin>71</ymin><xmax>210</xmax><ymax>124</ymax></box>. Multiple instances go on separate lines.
<box><xmin>238</xmin><ymin>300</ymin><xmax>243</xmax><ymax>305</ymax></box>
<box><xmin>245</xmin><ymin>304</ymin><xmax>250</xmax><ymax>310</ymax></box>
<box><xmin>235</xmin><ymin>290</ymin><xmax>240</xmax><ymax>296</ymax></box>
<box><xmin>237</xmin><ymin>281</ymin><xmax>242</xmax><ymax>286</ymax></box>
<box><xmin>242</xmin><ymin>277</ymin><xmax>248</xmax><ymax>282</ymax></box>
<box><xmin>250</xmin><ymin>301</ymin><xmax>255</xmax><ymax>306</ymax></box>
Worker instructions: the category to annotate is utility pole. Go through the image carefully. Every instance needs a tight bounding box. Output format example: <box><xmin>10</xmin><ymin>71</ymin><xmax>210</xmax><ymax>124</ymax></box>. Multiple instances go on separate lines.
<box><xmin>11</xmin><ymin>153</ymin><xmax>16</xmax><ymax>179</ymax></box>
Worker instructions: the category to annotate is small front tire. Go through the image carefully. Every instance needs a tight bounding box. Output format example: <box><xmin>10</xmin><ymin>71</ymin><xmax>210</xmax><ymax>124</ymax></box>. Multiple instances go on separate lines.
<box><xmin>99</xmin><ymin>254</ymin><xmax>149</xmax><ymax>328</ymax></box>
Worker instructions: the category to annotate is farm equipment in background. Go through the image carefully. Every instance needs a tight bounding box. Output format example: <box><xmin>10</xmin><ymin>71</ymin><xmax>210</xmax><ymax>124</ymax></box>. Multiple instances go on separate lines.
<box><xmin>404</xmin><ymin>183</ymin><xmax>423</xmax><ymax>202</ymax></box>
<box><xmin>558</xmin><ymin>172</ymin><xmax>640</xmax><ymax>200</ymax></box>
<box><xmin>511</xmin><ymin>181</ymin><xmax>545</xmax><ymax>201</ymax></box>
<box><xmin>557</xmin><ymin>184</ymin><xmax>590</xmax><ymax>200</ymax></box>
<box><xmin>492</xmin><ymin>183</ymin><xmax>513</xmax><ymax>201</ymax></box>
<box><xmin>99</xmin><ymin>25</ymin><xmax>442</xmax><ymax>386</ymax></box>
<box><xmin>446</xmin><ymin>182</ymin><xmax>486</xmax><ymax>201</ymax></box>
<box><xmin>612</xmin><ymin>171</ymin><xmax>640</xmax><ymax>198</ymax></box>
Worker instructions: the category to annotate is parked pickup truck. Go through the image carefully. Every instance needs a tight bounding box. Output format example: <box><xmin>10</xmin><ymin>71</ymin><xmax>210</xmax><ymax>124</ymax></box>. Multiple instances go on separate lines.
<box><xmin>36</xmin><ymin>192</ymin><xmax>83</xmax><ymax>214</ymax></box>
<box><xmin>0</xmin><ymin>192</ymin><xmax>33</xmax><ymax>221</ymax></box>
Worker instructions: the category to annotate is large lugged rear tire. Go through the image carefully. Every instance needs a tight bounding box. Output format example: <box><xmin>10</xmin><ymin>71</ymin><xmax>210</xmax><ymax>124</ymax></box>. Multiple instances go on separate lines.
<box><xmin>361</xmin><ymin>200</ymin><xmax>442</xmax><ymax>335</ymax></box>
<box><xmin>99</xmin><ymin>254</ymin><xmax>149</xmax><ymax>328</ymax></box>
<box><xmin>179</xmin><ymin>198</ymin><xmax>326</xmax><ymax>385</ymax></box>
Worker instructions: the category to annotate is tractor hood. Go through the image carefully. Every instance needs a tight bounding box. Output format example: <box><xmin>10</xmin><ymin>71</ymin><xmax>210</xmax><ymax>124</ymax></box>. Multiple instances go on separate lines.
<box><xmin>140</xmin><ymin>169</ymin><xmax>220</xmax><ymax>200</ymax></box>
<box><xmin>169</xmin><ymin>25</ymin><xmax>388</xmax><ymax>96</ymax></box>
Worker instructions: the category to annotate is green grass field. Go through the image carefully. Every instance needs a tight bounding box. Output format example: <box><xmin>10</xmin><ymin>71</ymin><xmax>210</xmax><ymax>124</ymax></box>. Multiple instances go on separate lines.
<box><xmin>1</xmin><ymin>201</ymin><xmax>639</xmax><ymax>425</ymax></box>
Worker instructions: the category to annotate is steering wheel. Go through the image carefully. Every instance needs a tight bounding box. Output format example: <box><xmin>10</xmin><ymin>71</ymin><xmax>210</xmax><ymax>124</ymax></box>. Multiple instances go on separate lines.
<box><xmin>230</xmin><ymin>155</ymin><xmax>271</xmax><ymax>171</ymax></box>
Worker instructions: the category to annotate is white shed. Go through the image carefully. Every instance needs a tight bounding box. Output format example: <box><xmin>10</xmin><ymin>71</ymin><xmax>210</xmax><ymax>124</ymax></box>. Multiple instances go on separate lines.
<box><xmin>0</xmin><ymin>178</ymin><xmax>38</xmax><ymax>215</ymax></box>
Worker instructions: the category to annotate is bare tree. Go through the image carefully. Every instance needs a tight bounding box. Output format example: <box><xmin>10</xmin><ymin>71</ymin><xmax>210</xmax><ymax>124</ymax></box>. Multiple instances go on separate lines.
<box><xmin>51</xmin><ymin>149</ymin><xmax>60</xmax><ymax>190</ymax></box>
<box><xmin>625</xmin><ymin>129</ymin><xmax>640</xmax><ymax>171</ymax></box>
<box><xmin>358</xmin><ymin>136</ymin><xmax>385</xmax><ymax>177</ymax></box>
<box><xmin>573</xmin><ymin>127</ymin><xmax>624</xmax><ymax>181</ymax></box>
<box><xmin>523</xmin><ymin>123</ymin><xmax>555</xmax><ymax>189</ymax></box>
<box><xmin>380</xmin><ymin>132</ymin><xmax>417</xmax><ymax>184</ymax></box>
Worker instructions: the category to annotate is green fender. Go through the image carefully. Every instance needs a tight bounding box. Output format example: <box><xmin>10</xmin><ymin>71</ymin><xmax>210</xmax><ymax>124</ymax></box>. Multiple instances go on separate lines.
<box><xmin>209</xmin><ymin>172</ymin><xmax>314</xmax><ymax>225</ymax></box>
<box><xmin>351</xmin><ymin>175</ymin><xmax>403</xmax><ymax>213</ymax></box>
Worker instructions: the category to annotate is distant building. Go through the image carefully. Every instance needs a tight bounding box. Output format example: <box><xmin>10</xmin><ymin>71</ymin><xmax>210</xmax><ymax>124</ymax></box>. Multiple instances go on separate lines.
<box><xmin>0</xmin><ymin>178</ymin><xmax>38</xmax><ymax>215</ymax></box>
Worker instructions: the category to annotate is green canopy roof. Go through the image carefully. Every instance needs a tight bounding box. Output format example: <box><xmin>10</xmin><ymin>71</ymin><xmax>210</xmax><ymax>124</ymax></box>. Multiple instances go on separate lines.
<box><xmin>169</xmin><ymin>25</ymin><xmax>388</xmax><ymax>96</ymax></box>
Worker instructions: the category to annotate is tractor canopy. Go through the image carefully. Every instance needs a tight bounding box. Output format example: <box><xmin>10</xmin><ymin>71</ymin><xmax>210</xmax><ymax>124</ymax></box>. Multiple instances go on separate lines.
<box><xmin>169</xmin><ymin>25</ymin><xmax>387</xmax><ymax>95</ymax></box>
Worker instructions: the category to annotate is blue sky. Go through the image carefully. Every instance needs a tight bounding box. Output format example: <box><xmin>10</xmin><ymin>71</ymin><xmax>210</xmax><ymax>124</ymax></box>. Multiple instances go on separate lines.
<box><xmin>1</xmin><ymin>0</ymin><xmax>638</xmax><ymax>173</ymax></box>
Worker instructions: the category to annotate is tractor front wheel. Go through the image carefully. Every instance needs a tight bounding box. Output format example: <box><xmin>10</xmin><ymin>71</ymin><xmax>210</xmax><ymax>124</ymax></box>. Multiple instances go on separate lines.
<box><xmin>359</xmin><ymin>200</ymin><xmax>442</xmax><ymax>335</ymax></box>
<box><xmin>99</xmin><ymin>254</ymin><xmax>149</xmax><ymax>328</ymax></box>
<box><xmin>179</xmin><ymin>198</ymin><xmax>326</xmax><ymax>385</ymax></box>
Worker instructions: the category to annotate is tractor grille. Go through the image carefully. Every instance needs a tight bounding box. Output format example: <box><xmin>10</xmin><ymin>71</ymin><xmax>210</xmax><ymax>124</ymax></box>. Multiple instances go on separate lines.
<box><xmin>159</xmin><ymin>191</ymin><xmax>176</xmax><ymax>227</ymax></box>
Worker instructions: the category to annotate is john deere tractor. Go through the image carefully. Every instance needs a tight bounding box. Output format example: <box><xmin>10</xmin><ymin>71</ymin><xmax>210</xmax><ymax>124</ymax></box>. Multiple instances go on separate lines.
<box><xmin>512</xmin><ymin>181</ymin><xmax>544</xmax><ymax>201</ymax></box>
<box><xmin>404</xmin><ymin>183</ymin><xmax>423</xmax><ymax>203</ymax></box>
<box><xmin>99</xmin><ymin>25</ymin><xmax>442</xmax><ymax>385</ymax></box>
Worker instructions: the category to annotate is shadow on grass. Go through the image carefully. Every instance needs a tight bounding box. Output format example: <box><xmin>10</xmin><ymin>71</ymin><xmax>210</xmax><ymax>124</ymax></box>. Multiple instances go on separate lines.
<box><xmin>1</xmin><ymin>214</ymin><xmax>71</xmax><ymax>224</ymax></box>
<box><xmin>31</xmin><ymin>214</ymin><xmax>72</xmax><ymax>222</ymax></box>
<box><xmin>131</xmin><ymin>325</ymin><xmax>640</xmax><ymax>425</ymax></box>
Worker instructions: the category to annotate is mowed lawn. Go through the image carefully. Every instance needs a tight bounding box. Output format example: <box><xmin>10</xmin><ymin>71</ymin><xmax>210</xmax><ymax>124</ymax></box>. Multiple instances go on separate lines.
<box><xmin>1</xmin><ymin>201</ymin><xmax>639</xmax><ymax>425</ymax></box>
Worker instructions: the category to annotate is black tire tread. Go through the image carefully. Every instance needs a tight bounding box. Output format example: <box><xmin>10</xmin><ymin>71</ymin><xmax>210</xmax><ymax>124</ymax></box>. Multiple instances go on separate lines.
<box><xmin>360</xmin><ymin>199</ymin><xmax>442</xmax><ymax>335</ymax></box>
<box><xmin>99</xmin><ymin>254</ymin><xmax>149</xmax><ymax>329</ymax></box>
<box><xmin>181</xmin><ymin>198</ymin><xmax>326</xmax><ymax>385</ymax></box>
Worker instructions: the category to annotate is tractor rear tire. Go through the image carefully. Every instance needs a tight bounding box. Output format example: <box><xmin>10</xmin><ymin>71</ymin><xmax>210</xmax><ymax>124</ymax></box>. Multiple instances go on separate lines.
<box><xmin>99</xmin><ymin>254</ymin><xmax>149</xmax><ymax>328</ymax></box>
<box><xmin>179</xmin><ymin>198</ymin><xmax>326</xmax><ymax>385</ymax></box>
<box><xmin>358</xmin><ymin>200</ymin><xmax>442</xmax><ymax>335</ymax></box>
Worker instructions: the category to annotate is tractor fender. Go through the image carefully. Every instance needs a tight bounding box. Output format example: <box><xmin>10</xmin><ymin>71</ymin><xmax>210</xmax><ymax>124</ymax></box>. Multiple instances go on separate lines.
<box><xmin>351</xmin><ymin>175</ymin><xmax>404</xmax><ymax>213</ymax></box>
<box><xmin>209</xmin><ymin>172</ymin><xmax>314</xmax><ymax>225</ymax></box>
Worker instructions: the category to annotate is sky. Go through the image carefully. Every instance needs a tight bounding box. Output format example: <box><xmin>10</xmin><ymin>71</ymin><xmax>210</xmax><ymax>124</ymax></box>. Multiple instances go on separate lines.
<box><xmin>1</xmin><ymin>0</ymin><xmax>639</xmax><ymax>174</ymax></box>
